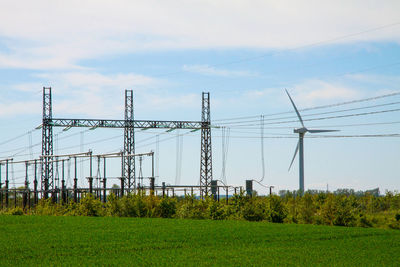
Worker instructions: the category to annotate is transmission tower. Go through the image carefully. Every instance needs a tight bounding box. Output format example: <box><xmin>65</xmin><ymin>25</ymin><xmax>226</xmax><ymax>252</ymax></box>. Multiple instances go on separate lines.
<box><xmin>200</xmin><ymin>92</ymin><xmax>213</xmax><ymax>196</ymax></box>
<box><xmin>41</xmin><ymin>87</ymin><xmax>53</xmax><ymax>199</ymax></box>
<box><xmin>40</xmin><ymin>88</ymin><xmax>213</xmax><ymax>198</ymax></box>
<box><xmin>124</xmin><ymin>90</ymin><xmax>135</xmax><ymax>190</ymax></box>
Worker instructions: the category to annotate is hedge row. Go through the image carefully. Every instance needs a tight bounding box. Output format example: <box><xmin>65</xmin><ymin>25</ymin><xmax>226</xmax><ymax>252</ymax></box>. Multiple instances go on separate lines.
<box><xmin>2</xmin><ymin>192</ymin><xmax>400</xmax><ymax>229</ymax></box>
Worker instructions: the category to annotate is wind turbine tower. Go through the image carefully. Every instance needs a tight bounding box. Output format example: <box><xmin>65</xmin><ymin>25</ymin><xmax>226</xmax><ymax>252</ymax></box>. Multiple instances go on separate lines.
<box><xmin>285</xmin><ymin>90</ymin><xmax>339</xmax><ymax>194</ymax></box>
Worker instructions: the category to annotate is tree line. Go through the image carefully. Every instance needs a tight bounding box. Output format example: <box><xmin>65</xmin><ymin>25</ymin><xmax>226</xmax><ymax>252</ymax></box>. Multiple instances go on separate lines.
<box><xmin>1</xmin><ymin>190</ymin><xmax>400</xmax><ymax>229</ymax></box>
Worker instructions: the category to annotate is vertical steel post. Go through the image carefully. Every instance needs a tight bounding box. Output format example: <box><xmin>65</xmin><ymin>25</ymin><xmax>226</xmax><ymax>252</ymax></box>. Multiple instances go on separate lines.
<box><xmin>200</xmin><ymin>92</ymin><xmax>213</xmax><ymax>197</ymax></box>
<box><xmin>211</xmin><ymin>180</ymin><xmax>217</xmax><ymax>200</ymax></box>
<box><xmin>246</xmin><ymin>180</ymin><xmax>253</xmax><ymax>197</ymax></box>
<box><xmin>0</xmin><ymin>164</ymin><xmax>2</xmax><ymax>208</ymax></box>
<box><xmin>103</xmin><ymin>157</ymin><xmax>106</xmax><ymax>203</ymax></box>
<box><xmin>5</xmin><ymin>160</ymin><xmax>9</xmax><ymax>207</ymax></box>
<box><xmin>23</xmin><ymin>162</ymin><xmax>29</xmax><ymax>209</ymax></box>
<box><xmin>41</xmin><ymin>87</ymin><xmax>53</xmax><ymax>199</ymax></box>
<box><xmin>89</xmin><ymin>151</ymin><xmax>93</xmax><ymax>179</ymax></box>
<box><xmin>226</xmin><ymin>187</ymin><xmax>228</xmax><ymax>204</ymax></box>
<box><xmin>61</xmin><ymin>160</ymin><xmax>66</xmax><ymax>203</ymax></box>
<box><xmin>34</xmin><ymin>160</ymin><xmax>38</xmax><ymax>205</ymax></box>
<box><xmin>73</xmin><ymin>157</ymin><xmax>78</xmax><ymax>202</ymax></box>
<box><xmin>150</xmin><ymin>177</ymin><xmax>155</xmax><ymax>196</ymax></box>
<box><xmin>120</xmin><ymin>177</ymin><xmax>125</xmax><ymax>197</ymax></box>
<box><xmin>0</xmin><ymin>164</ymin><xmax>2</xmax><ymax>209</ymax></box>
<box><xmin>124</xmin><ymin>90</ymin><xmax>135</xmax><ymax>190</ymax></box>
<box><xmin>88</xmin><ymin>177</ymin><xmax>93</xmax><ymax>195</ymax></box>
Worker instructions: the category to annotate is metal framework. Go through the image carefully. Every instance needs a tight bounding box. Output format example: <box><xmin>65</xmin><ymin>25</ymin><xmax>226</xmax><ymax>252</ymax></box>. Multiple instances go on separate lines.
<box><xmin>41</xmin><ymin>87</ymin><xmax>53</xmax><ymax>199</ymax></box>
<box><xmin>50</xmin><ymin>118</ymin><xmax>202</xmax><ymax>129</ymax></box>
<box><xmin>200</xmin><ymin>92</ymin><xmax>213</xmax><ymax>196</ymax></box>
<box><xmin>40</xmin><ymin>88</ymin><xmax>213</xmax><ymax>196</ymax></box>
<box><xmin>124</xmin><ymin>90</ymin><xmax>135</xmax><ymax>189</ymax></box>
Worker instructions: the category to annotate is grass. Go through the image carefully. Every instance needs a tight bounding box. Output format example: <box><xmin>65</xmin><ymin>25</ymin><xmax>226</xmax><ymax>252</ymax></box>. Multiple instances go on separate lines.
<box><xmin>0</xmin><ymin>216</ymin><xmax>399</xmax><ymax>266</ymax></box>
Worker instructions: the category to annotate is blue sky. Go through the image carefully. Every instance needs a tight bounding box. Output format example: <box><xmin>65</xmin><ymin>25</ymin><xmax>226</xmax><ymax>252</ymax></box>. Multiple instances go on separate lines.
<box><xmin>0</xmin><ymin>1</ymin><xmax>400</xmax><ymax>194</ymax></box>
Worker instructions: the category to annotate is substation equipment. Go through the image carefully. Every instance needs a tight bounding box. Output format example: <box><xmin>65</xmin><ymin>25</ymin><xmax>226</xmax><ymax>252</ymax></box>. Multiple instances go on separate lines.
<box><xmin>0</xmin><ymin>87</ymin><xmax>241</xmax><ymax>208</ymax></box>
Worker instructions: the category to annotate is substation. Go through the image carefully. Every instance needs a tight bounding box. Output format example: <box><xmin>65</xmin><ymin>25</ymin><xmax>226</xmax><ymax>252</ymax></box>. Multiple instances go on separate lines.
<box><xmin>0</xmin><ymin>88</ymin><xmax>247</xmax><ymax>209</ymax></box>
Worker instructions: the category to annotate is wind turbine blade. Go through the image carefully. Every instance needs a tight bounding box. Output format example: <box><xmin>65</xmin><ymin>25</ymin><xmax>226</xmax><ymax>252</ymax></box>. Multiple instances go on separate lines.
<box><xmin>285</xmin><ymin>89</ymin><xmax>305</xmax><ymax>128</ymax></box>
<box><xmin>288</xmin><ymin>140</ymin><xmax>299</xmax><ymax>171</ymax></box>
<box><xmin>308</xmin><ymin>129</ymin><xmax>340</xmax><ymax>133</ymax></box>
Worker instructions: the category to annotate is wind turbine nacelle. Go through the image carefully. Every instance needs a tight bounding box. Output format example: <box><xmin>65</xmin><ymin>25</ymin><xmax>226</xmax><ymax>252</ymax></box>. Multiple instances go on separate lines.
<box><xmin>294</xmin><ymin>127</ymin><xmax>308</xmax><ymax>134</ymax></box>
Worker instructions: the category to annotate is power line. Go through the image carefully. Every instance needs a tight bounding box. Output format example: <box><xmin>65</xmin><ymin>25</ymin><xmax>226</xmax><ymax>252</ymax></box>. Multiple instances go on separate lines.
<box><xmin>216</xmin><ymin>100</ymin><xmax>400</xmax><ymax>125</ymax></box>
<box><xmin>0</xmin><ymin>128</ymin><xmax>38</xmax><ymax>147</ymax></box>
<box><xmin>213</xmin><ymin>91</ymin><xmax>400</xmax><ymax>122</ymax></box>
<box><xmin>218</xmin><ymin>108</ymin><xmax>400</xmax><ymax>127</ymax></box>
<box><xmin>213</xmin><ymin>133</ymin><xmax>400</xmax><ymax>139</ymax></box>
<box><xmin>228</xmin><ymin>120</ymin><xmax>400</xmax><ymax>130</ymax></box>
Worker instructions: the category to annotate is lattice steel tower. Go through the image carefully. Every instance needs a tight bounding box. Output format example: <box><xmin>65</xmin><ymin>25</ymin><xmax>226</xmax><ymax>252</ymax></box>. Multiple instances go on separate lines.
<box><xmin>41</xmin><ymin>87</ymin><xmax>53</xmax><ymax>199</ymax></box>
<box><xmin>200</xmin><ymin>92</ymin><xmax>213</xmax><ymax>196</ymax></box>
<box><xmin>124</xmin><ymin>90</ymin><xmax>135</xmax><ymax>190</ymax></box>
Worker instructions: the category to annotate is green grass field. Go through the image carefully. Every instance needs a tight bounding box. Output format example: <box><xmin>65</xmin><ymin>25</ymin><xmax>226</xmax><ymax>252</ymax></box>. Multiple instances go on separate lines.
<box><xmin>0</xmin><ymin>216</ymin><xmax>399</xmax><ymax>266</ymax></box>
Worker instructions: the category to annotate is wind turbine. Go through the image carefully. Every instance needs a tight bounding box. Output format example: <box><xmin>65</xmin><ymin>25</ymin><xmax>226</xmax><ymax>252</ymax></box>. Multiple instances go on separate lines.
<box><xmin>285</xmin><ymin>90</ymin><xmax>339</xmax><ymax>194</ymax></box>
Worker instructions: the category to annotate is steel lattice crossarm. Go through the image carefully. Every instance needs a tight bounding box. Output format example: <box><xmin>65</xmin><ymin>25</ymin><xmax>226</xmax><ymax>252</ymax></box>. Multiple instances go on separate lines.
<box><xmin>39</xmin><ymin>87</ymin><xmax>213</xmax><ymax>198</ymax></box>
<box><xmin>46</xmin><ymin>118</ymin><xmax>203</xmax><ymax>129</ymax></box>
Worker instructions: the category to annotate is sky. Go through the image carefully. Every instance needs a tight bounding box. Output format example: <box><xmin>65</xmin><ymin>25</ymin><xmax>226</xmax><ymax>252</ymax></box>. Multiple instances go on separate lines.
<box><xmin>0</xmin><ymin>0</ymin><xmax>400</xmax><ymax>194</ymax></box>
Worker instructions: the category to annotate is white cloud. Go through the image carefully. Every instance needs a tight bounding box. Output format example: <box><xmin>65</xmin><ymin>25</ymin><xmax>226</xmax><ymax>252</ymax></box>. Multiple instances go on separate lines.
<box><xmin>0</xmin><ymin>100</ymin><xmax>41</xmax><ymax>117</ymax></box>
<box><xmin>139</xmin><ymin>93</ymin><xmax>199</xmax><ymax>112</ymax></box>
<box><xmin>345</xmin><ymin>73</ymin><xmax>400</xmax><ymax>86</ymax></box>
<box><xmin>0</xmin><ymin>0</ymin><xmax>400</xmax><ymax>69</ymax></box>
<box><xmin>289</xmin><ymin>80</ymin><xmax>361</xmax><ymax>106</ymax></box>
<box><xmin>6</xmin><ymin>71</ymin><xmax>200</xmax><ymax>119</ymax></box>
<box><xmin>183</xmin><ymin>64</ymin><xmax>257</xmax><ymax>77</ymax></box>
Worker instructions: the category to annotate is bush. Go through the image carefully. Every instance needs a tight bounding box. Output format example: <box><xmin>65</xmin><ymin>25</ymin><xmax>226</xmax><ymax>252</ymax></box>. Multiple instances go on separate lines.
<box><xmin>242</xmin><ymin>200</ymin><xmax>265</xmax><ymax>221</ymax></box>
<box><xmin>176</xmin><ymin>198</ymin><xmax>209</xmax><ymax>219</ymax></box>
<box><xmin>357</xmin><ymin>214</ymin><xmax>373</xmax><ymax>228</ymax></box>
<box><xmin>297</xmin><ymin>193</ymin><xmax>316</xmax><ymax>224</ymax></box>
<box><xmin>2</xmin><ymin>190</ymin><xmax>400</xmax><ymax>230</ymax></box>
<box><xmin>267</xmin><ymin>196</ymin><xmax>287</xmax><ymax>223</ymax></box>
<box><xmin>78</xmin><ymin>194</ymin><xmax>103</xmax><ymax>217</ymax></box>
<box><xmin>35</xmin><ymin>198</ymin><xmax>64</xmax><ymax>216</ymax></box>
<box><xmin>321</xmin><ymin>194</ymin><xmax>336</xmax><ymax>225</ymax></box>
<box><xmin>333</xmin><ymin>197</ymin><xmax>356</xmax><ymax>227</ymax></box>
<box><xmin>106</xmin><ymin>193</ymin><xmax>122</xmax><ymax>216</ymax></box>
<box><xmin>157</xmin><ymin>198</ymin><xmax>177</xmax><ymax>218</ymax></box>
<box><xmin>388</xmin><ymin>219</ymin><xmax>400</xmax><ymax>230</ymax></box>
<box><xmin>7</xmin><ymin>207</ymin><xmax>24</xmax><ymax>215</ymax></box>
<box><xmin>208</xmin><ymin>200</ymin><xmax>227</xmax><ymax>220</ymax></box>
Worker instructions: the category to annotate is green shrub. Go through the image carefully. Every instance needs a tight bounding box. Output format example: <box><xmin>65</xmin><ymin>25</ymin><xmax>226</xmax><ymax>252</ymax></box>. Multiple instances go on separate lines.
<box><xmin>106</xmin><ymin>193</ymin><xmax>122</xmax><ymax>216</ymax></box>
<box><xmin>35</xmin><ymin>198</ymin><xmax>63</xmax><ymax>216</ymax></box>
<box><xmin>267</xmin><ymin>196</ymin><xmax>287</xmax><ymax>223</ymax></box>
<box><xmin>357</xmin><ymin>214</ymin><xmax>373</xmax><ymax>228</ymax></box>
<box><xmin>321</xmin><ymin>194</ymin><xmax>336</xmax><ymax>225</ymax></box>
<box><xmin>297</xmin><ymin>193</ymin><xmax>316</xmax><ymax>224</ymax></box>
<box><xmin>176</xmin><ymin>198</ymin><xmax>209</xmax><ymax>219</ymax></box>
<box><xmin>388</xmin><ymin>219</ymin><xmax>400</xmax><ymax>230</ymax></box>
<box><xmin>208</xmin><ymin>200</ymin><xmax>226</xmax><ymax>220</ymax></box>
<box><xmin>78</xmin><ymin>194</ymin><xmax>103</xmax><ymax>217</ymax></box>
<box><xmin>242</xmin><ymin>200</ymin><xmax>265</xmax><ymax>221</ymax></box>
<box><xmin>7</xmin><ymin>207</ymin><xmax>24</xmax><ymax>215</ymax></box>
<box><xmin>333</xmin><ymin>197</ymin><xmax>356</xmax><ymax>226</ymax></box>
<box><xmin>3</xmin><ymin>191</ymin><xmax>400</xmax><ymax>230</ymax></box>
<box><xmin>157</xmin><ymin>197</ymin><xmax>177</xmax><ymax>218</ymax></box>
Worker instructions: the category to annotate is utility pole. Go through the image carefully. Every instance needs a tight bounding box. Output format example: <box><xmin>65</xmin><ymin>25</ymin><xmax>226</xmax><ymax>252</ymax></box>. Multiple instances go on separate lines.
<box><xmin>200</xmin><ymin>92</ymin><xmax>213</xmax><ymax>197</ymax></box>
<box><xmin>124</xmin><ymin>90</ymin><xmax>135</xmax><ymax>191</ymax></box>
<box><xmin>41</xmin><ymin>87</ymin><xmax>53</xmax><ymax>199</ymax></box>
